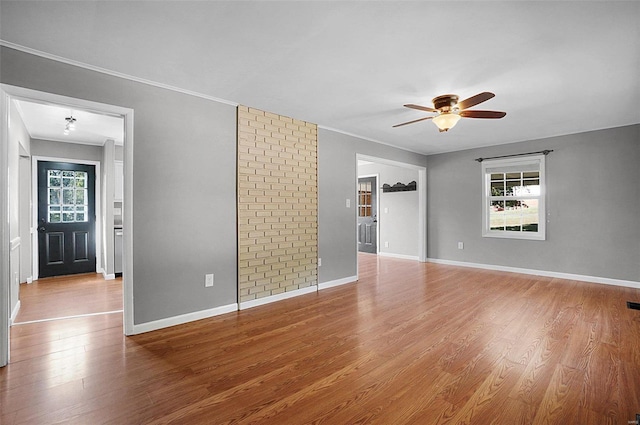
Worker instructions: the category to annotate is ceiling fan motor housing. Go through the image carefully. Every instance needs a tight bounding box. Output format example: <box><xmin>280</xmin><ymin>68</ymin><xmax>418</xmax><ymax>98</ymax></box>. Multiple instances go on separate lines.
<box><xmin>432</xmin><ymin>94</ymin><xmax>459</xmax><ymax>112</ymax></box>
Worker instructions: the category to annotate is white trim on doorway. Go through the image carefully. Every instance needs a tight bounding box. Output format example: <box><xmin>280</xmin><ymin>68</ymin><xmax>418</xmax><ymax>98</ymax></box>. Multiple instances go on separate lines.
<box><xmin>0</xmin><ymin>84</ymin><xmax>135</xmax><ymax>366</ymax></box>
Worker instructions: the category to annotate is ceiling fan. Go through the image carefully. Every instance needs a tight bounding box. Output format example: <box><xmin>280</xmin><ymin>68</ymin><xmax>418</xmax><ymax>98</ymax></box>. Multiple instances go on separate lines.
<box><xmin>393</xmin><ymin>92</ymin><xmax>506</xmax><ymax>132</ymax></box>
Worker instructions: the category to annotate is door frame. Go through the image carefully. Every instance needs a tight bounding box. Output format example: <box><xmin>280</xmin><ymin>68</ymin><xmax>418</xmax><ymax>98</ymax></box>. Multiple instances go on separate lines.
<box><xmin>0</xmin><ymin>84</ymin><xmax>135</xmax><ymax>366</ymax></box>
<box><xmin>355</xmin><ymin>154</ymin><xmax>427</xmax><ymax>273</ymax></box>
<box><xmin>32</xmin><ymin>157</ymin><xmax>101</xmax><ymax>280</ymax></box>
<box><xmin>357</xmin><ymin>174</ymin><xmax>379</xmax><ymax>255</ymax></box>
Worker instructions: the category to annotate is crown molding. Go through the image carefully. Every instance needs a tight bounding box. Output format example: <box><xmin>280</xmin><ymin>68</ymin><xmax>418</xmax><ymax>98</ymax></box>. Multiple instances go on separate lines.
<box><xmin>0</xmin><ymin>40</ymin><xmax>239</xmax><ymax>107</ymax></box>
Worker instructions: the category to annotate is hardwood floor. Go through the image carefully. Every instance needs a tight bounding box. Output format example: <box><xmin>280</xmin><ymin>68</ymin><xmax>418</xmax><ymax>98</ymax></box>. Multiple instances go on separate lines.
<box><xmin>14</xmin><ymin>273</ymin><xmax>123</xmax><ymax>323</ymax></box>
<box><xmin>2</xmin><ymin>255</ymin><xmax>639</xmax><ymax>424</ymax></box>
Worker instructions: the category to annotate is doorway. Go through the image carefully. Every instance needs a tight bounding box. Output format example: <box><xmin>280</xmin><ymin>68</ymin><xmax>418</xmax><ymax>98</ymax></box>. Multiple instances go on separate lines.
<box><xmin>356</xmin><ymin>154</ymin><xmax>427</xmax><ymax>271</ymax></box>
<box><xmin>1</xmin><ymin>84</ymin><xmax>135</xmax><ymax>366</ymax></box>
<box><xmin>357</xmin><ymin>176</ymin><xmax>378</xmax><ymax>254</ymax></box>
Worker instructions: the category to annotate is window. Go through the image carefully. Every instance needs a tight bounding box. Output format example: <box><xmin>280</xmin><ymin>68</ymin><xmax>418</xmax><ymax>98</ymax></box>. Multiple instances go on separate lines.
<box><xmin>47</xmin><ymin>169</ymin><xmax>89</xmax><ymax>223</ymax></box>
<box><xmin>358</xmin><ymin>180</ymin><xmax>372</xmax><ymax>217</ymax></box>
<box><xmin>481</xmin><ymin>155</ymin><xmax>545</xmax><ymax>240</ymax></box>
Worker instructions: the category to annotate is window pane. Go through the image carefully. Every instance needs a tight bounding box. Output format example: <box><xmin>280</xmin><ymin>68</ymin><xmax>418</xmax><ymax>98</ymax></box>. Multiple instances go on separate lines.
<box><xmin>506</xmin><ymin>172</ymin><xmax>521</xmax><ymax>180</ymax></box>
<box><xmin>75</xmin><ymin>178</ymin><xmax>86</xmax><ymax>188</ymax></box>
<box><xmin>520</xmin><ymin>180</ymin><xmax>540</xmax><ymax>196</ymax></box>
<box><xmin>523</xmin><ymin>172</ymin><xmax>539</xmax><ymax>179</ymax></box>
<box><xmin>505</xmin><ymin>180</ymin><xmax>520</xmax><ymax>196</ymax></box>
<box><xmin>49</xmin><ymin>189</ymin><xmax>60</xmax><ymax>205</ymax></box>
<box><xmin>63</xmin><ymin>188</ymin><xmax>75</xmax><ymax>204</ymax></box>
<box><xmin>49</xmin><ymin>176</ymin><xmax>61</xmax><ymax>187</ymax></box>
<box><xmin>491</xmin><ymin>181</ymin><xmax>504</xmax><ymax>196</ymax></box>
<box><xmin>521</xmin><ymin>199</ymin><xmax>539</xmax><ymax>231</ymax></box>
<box><xmin>62</xmin><ymin>213</ymin><xmax>75</xmax><ymax>222</ymax></box>
<box><xmin>490</xmin><ymin>173</ymin><xmax>504</xmax><ymax>181</ymax></box>
<box><xmin>489</xmin><ymin>201</ymin><xmax>505</xmax><ymax>230</ymax></box>
<box><xmin>76</xmin><ymin>189</ymin><xmax>86</xmax><ymax>205</ymax></box>
<box><xmin>49</xmin><ymin>213</ymin><xmax>61</xmax><ymax>223</ymax></box>
<box><xmin>62</xmin><ymin>171</ymin><xmax>74</xmax><ymax>177</ymax></box>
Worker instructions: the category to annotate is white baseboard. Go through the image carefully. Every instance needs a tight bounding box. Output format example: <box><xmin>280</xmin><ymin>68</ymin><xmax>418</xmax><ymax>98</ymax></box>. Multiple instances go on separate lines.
<box><xmin>427</xmin><ymin>258</ymin><xmax>640</xmax><ymax>289</ymax></box>
<box><xmin>318</xmin><ymin>275</ymin><xmax>358</xmax><ymax>290</ymax></box>
<box><xmin>378</xmin><ymin>252</ymin><xmax>419</xmax><ymax>261</ymax></box>
<box><xmin>239</xmin><ymin>286</ymin><xmax>317</xmax><ymax>310</ymax></box>
<box><xmin>99</xmin><ymin>268</ymin><xmax>116</xmax><ymax>280</ymax></box>
<box><xmin>10</xmin><ymin>300</ymin><xmax>21</xmax><ymax>325</ymax></box>
<box><xmin>131</xmin><ymin>303</ymin><xmax>238</xmax><ymax>335</ymax></box>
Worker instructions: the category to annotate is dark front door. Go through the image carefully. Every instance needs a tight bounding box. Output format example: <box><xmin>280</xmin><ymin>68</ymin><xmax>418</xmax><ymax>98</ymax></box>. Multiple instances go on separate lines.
<box><xmin>357</xmin><ymin>176</ymin><xmax>377</xmax><ymax>254</ymax></box>
<box><xmin>38</xmin><ymin>161</ymin><xmax>96</xmax><ymax>278</ymax></box>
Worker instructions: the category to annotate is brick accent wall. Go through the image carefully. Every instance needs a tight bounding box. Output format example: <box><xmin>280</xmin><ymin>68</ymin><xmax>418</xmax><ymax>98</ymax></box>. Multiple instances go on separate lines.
<box><xmin>237</xmin><ymin>106</ymin><xmax>318</xmax><ymax>303</ymax></box>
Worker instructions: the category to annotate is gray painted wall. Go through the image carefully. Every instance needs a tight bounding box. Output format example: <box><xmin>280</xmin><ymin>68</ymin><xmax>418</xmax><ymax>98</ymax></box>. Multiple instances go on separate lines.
<box><xmin>31</xmin><ymin>139</ymin><xmax>103</xmax><ymax>161</ymax></box>
<box><xmin>318</xmin><ymin>128</ymin><xmax>428</xmax><ymax>283</ymax></box>
<box><xmin>2</xmin><ymin>46</ymin><xmax>238</xmax><ymax>324</ymax></box>
<box><xmin>427</xmin><ymin>124</ymin><xmax>640</xmax><ymax>282</ymax></box>
<box><xmin>358</xmin><ymin>163</ymin><xmax>419</xmax><ymax>257</ymax></box>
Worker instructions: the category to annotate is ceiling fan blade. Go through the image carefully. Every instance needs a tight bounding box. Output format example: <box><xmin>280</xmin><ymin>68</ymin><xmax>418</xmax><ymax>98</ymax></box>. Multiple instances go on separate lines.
<box><xmin>392</xmin><ymin>116</ymin><xmax>434</xmax><ymax>128</ymax></box>
<box><xmin>460</xmin><ymin>110</ymin><xmax>506</xmax><ymax>119</ymax></box>
<box><xmin>404</xmin><ymin>104</ymin><xmax>438</xmax><ymax>113</ymax></box>
<box><xmin>457</xmin><ymin>92</ymin><xmax>495</xmax><ymax>110</ymax></box>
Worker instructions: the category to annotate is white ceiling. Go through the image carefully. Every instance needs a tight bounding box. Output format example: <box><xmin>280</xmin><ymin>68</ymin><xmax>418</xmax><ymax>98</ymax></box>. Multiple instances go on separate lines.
<box><xmin>14</xmin><ymin>100</ymin><xmax>124</xmax><ymax>146</ymax></box>
<box><xmin>1</xmin><ymin>1</ymin><xmax>638</xmax><ymax>155</ymax></box>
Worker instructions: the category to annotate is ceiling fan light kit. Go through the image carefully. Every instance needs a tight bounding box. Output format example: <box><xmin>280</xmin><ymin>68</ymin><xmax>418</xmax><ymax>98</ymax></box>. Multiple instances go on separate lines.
<box><xmin>432</xmin><ymin>113</ymin><xmax>461</xmax><ymax>132</ymax></box>
<box><xmin>394</xmin><ymin>91</ymin><xmax>506</xmax><ymax>132</ymax></box>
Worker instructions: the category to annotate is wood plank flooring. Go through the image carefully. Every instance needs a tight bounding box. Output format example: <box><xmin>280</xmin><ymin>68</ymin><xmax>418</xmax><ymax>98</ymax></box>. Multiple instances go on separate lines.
<box><xmin>14</xmin><ymin>273</ymin><xmax>123</xmax><ymax>323</ymax></box>
<box><xmin>2</xmin><ymin>254</ymin><xmax>639</xmax><ymax>424</ymax></box>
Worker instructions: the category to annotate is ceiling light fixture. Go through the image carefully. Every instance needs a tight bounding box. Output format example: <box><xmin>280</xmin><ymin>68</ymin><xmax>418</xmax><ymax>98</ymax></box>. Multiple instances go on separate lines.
<box><xmin>64</xmin><ymin>116</ymin><xmax>76</xmax><ymax>135</ymax></box>
<box><xmin>432</xmin><ymin>112</ymin><xmax>461</xmax><ymax>132</ymax></box>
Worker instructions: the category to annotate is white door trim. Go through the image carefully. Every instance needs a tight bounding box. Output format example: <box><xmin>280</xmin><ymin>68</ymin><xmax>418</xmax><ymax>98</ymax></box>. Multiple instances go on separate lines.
<box><xmin>0</xmin><ymin>86</ymin><xmax>11</xmax><ymax>366</ymax></box>
<box><xmin>0</xmin><ymin>84</ymin><xmax>135</xmax><ymax>367</ymax></box>
<box><xmin>31</xmin><ymin>156</ymin><xmax>102</xmax><ymax>281</ymax></box>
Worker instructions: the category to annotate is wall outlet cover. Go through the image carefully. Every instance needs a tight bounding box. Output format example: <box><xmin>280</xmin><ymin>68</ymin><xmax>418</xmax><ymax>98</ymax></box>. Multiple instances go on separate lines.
<box><xmin>205</xmin><ymin>273</ymin><xmax>214</xmax><ymax>287</ymax></box>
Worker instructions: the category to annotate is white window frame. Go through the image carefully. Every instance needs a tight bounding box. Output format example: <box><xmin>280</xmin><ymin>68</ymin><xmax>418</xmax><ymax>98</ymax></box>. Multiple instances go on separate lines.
<box><xmin>481</xmin><ymin>154</ymin><xmax>546</xmax><ymax>240</ymax></box>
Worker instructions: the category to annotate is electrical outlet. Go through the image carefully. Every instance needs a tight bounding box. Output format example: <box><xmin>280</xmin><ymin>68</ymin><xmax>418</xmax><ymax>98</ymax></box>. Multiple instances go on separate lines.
<box><xmin>205</xmin><ymin>273</ymin><xmax>214</xmax><ymax>287</ymax></box>
<box><xmin>384</xmin><ymin>241</ymin><xmax>389</xmax><ymax>248</ymax></box>
<box><xmin>318</xmin><ymin>258</ymin><xmax>322</xmax><ymax>267</ymax></box>
<box><xmin>346</xmin><ymin>199</ymin><xmax>351</xmax><ymax>208</ymax></box>
<box><xmin>458</xmin><ymin>242</ymin><xmax>464</xmax><ymax>250</ymax></box>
